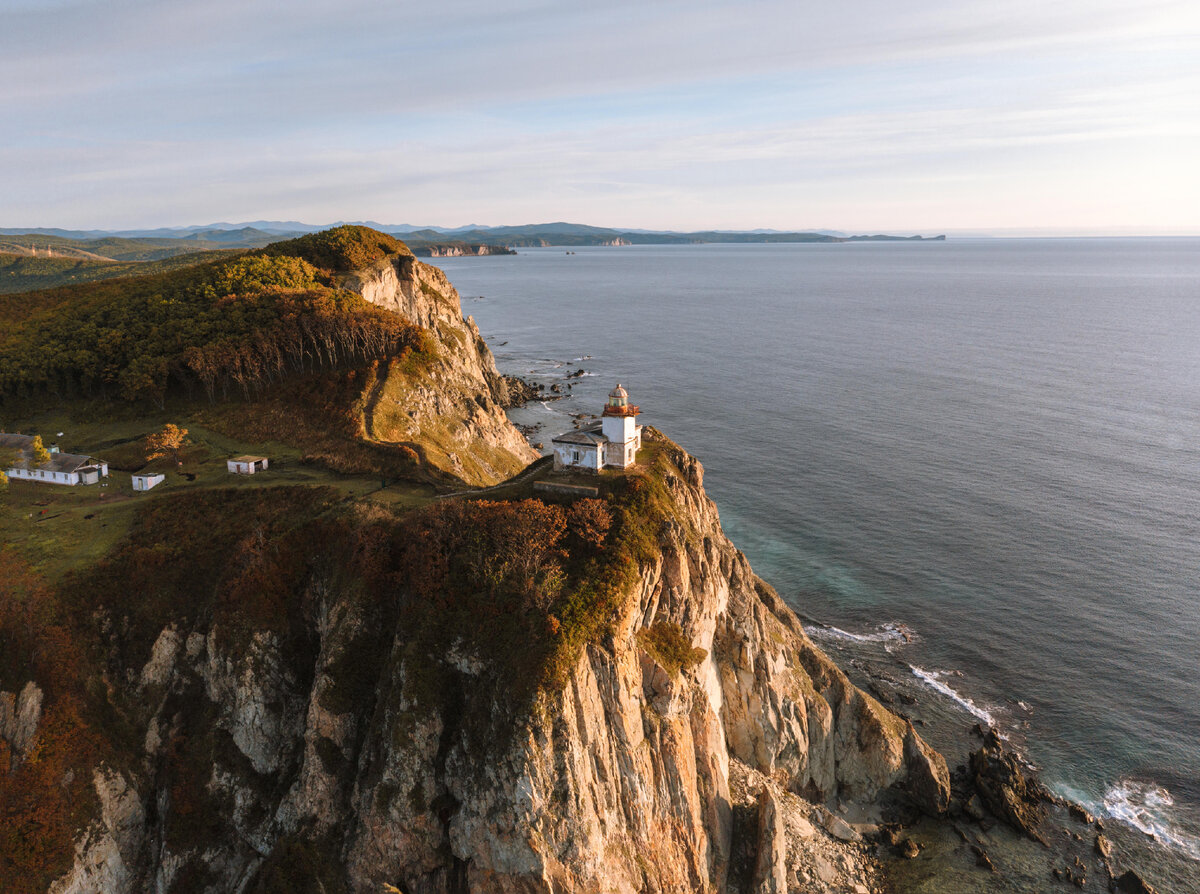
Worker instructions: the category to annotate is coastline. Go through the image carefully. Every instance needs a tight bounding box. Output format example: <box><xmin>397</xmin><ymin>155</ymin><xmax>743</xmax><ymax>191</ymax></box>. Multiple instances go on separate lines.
<box><xmin>435</xmin><ymin>240</ymin><xmax>1200</xmax><ymax>894</ymax></box>
<box><xmin>489</xmin><ymin>364</ymin><xmax>1195</xmax><ymax>894</ymax></box>
<box><xmin>805</xmin><ymin>621</ymin><xmax>1184</xmax><ymax>893</ymax></box>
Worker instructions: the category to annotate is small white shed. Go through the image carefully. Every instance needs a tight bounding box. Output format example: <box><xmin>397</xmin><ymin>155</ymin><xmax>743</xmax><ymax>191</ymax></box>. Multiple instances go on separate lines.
<box><xmin>227</xmin><ymin>455</ymin><xmax>269</xmax><ymax>475</ymax></box>
<box><xmin>132</xmin><ymin>473</ymin><xmax>165</xmax><ymax>492</ymax></box>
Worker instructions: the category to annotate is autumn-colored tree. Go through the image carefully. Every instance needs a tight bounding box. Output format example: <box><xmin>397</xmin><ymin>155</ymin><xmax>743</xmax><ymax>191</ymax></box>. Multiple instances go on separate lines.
<box><xmin>29</xmin><ymin>435</ymin><xmax>51</xmax><ymax>465</ymax></box>
<box><xmin>146</xmin><ymin>423</ymin><xmax>190</xmax><ymax>465</ymax></box>
<box><xmin>0</xmin><ymin>447</ymin><xmax>14</xmax><ymax>489</ymax></box>
<box><xmin>566</xmin><ymin>498</ymin><xmax>612</xmax><ymax>550</ymax></box>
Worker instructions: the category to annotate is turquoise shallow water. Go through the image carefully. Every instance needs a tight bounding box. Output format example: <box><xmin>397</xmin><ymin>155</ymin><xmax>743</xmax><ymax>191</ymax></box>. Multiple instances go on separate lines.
<box><xmin>438</xmin><ymin>239</ymin><xmax>1200</xmax><ymax>890</ymax></box>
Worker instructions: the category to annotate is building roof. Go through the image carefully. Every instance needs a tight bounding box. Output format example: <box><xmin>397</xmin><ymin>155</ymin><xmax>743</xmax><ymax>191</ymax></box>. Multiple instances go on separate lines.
<box><xmin>1</xmin><ymin>432</ymin><xmax>102</xmax><ymax>474</ymax></box>
<box><xmin>551</xmin><ymin>422</ymin><xmax>609</xmax><ymax>447</ymax></box>
<box><xmin>230</xmin><ymin>455</ymin><xmax>267</xmax><ymax>463</ymax></box>
<box><xmin>40</xmin><ymin>454</ymin><xmax>101</xmax><ymax>474</ymax></box>
<box><xmin>609</xmin><ymin>383</ymin><xmax>628</xmax><ymax>400</ymax></box>
<box><xmin>0</xmin><ymin>433</ymin><xmax>35</xmax><ymax>450</ymax></box>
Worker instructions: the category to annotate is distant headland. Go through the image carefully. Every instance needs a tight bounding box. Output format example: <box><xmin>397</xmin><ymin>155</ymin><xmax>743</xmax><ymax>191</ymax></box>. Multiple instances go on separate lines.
<box><xmin>0</xmin><ymin>222</ymin><xmax>942</xmax><ymax>292</ymax></box>
<box><xmin>0</xmin><ymin>221</ymin><xmax>946</xmax><ymax>251</ymax></box>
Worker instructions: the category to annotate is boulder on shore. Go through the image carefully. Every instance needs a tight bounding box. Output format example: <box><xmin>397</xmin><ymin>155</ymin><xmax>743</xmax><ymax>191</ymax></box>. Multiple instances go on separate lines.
<box><xmin>968</xmin><ymin>731</ymin><xmax>1050</xmax><ymax>840</ymax></box>
<box><xmin>1115</xmin><ymin>869</ymin><xmax>1160</xmax><ymax>894</ymax></box>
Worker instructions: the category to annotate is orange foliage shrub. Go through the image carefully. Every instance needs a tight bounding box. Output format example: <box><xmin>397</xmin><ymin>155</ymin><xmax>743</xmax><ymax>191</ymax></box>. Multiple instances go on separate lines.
<box><xmin>565</xmin><ymin>498</ymin><xmax>611</xmax><ymax>550</ymax></box>
<box><xmin>145</xmin><ymin>422</ymin><xmax>189</xmax><ymax>463</ymax></box>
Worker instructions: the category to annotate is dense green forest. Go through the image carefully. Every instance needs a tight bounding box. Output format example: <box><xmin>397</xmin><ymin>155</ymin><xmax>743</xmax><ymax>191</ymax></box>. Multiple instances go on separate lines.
<box><xmin>0</xmin><ymin>227</ymin><xmax>425</xmax><ymax>408</ymax></box>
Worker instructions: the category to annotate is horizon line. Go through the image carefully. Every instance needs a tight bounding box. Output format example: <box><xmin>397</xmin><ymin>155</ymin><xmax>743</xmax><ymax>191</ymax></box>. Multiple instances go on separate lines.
<box><xmin>3</xmin><ymin>221</ymin><xmax>1200</xmax><ymax>239</ymax></box>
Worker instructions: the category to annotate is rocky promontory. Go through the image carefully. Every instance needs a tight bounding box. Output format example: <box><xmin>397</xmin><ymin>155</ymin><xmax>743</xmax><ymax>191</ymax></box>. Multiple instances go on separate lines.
<box><xmin>2</xmin><ymin>226</ymin><xmax>1174</xmax><ymax>893</ymax></box>
<box><xmin>3</xmin><ymin>430</ymin><xmax>948</xmax><ymax>894</ymax></box>
<box><xmin>408</xmin><ymin>242</ymin><xmax>517</xmax><ymax>258</ymax></box>
<box><xmin>0</xmin><ymin>231</ymin><xmax>954</xmax><ymax>892</ymax></box>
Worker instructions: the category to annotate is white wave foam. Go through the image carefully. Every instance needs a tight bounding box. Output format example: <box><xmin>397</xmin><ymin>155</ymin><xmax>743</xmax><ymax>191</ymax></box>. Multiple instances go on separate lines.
<box><xmin>1102</xmin><ymin>780</ymin><xmax>1200</xmax><ymax>861</ymax></box>
<box><xmin>805</xmin><ymin>621</ymin><xmax>916</xmax><ymax>644</ymax></box>
<box><xmin>909</xmin><ymin>666</ymin><xmax>997</xmax><ymax>727</ymax></box>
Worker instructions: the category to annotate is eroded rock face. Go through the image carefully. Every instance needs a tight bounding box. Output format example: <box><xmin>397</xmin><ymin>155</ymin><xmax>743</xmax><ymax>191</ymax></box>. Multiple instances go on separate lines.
<box><xmin>49</xmin><ymin>442</ymin><xmax>947</xmax><ymax>893</ymax></box>
<box><xmin>969</xmin><ymin>731</ymin><xmax>1050</xmax><ymax>840</ymax></box>
<box><xmin>343</xmin><ymin>257</ymin><xmax>538</xmax><ymax>486</ymax></box>
<box><xmin>0</xmin><ymin>681</ymin><xmax>43</xmax><ymax>769</ymax></box>
<box><xmin>48</xmin><ymin>769</ymin><xmax>145</xmax><ymax>894</ymax></box>
<box><xmin>753</xmin><ymin>788</ymin><xmax>788</xmax><ymax>893</ymax></box>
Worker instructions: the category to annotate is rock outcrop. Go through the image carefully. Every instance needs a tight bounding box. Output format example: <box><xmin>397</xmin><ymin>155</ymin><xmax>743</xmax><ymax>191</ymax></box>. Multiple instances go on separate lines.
<box><xmin>752</xmin><ymin>788</ymin><xmax>787</xmax><ymax>893</ymax></box>
<box><xmin>1115</xmin><ymin>869</ymin><xmax>1161</xmax><ymax>894</ymax></box>
<box><xmin>340</xmin><ymin>254</ymin><xmax>539</xmax><ymax>485</ymax></box>
<box><xmin>49</xmin><ymin>769</ymin><xmax>146</xmax><ymax>894</ymax></box>
<box><xmin>968</xmin><ymin>730</ymin><xmax>1050</xmax><ymax>840</ymax></box>
<box><xmin>0</xmin><ymin>681</ymin><xmax>43</xmax><ymax>770</ymax></box>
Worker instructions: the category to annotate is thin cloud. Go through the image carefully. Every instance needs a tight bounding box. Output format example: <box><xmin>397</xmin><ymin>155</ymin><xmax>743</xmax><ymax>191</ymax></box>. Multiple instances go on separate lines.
<box><xmin>1</xmin><ymin>0</ymin><xmax>1197</xmax><ymax>229</ymax></box>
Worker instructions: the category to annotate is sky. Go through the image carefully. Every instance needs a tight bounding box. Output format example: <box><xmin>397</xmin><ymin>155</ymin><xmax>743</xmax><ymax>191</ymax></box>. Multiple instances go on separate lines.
<box><xmin>2</xmin><ymin>0</ymin><xmax>1199</xmax><ymax>234</ymax></box>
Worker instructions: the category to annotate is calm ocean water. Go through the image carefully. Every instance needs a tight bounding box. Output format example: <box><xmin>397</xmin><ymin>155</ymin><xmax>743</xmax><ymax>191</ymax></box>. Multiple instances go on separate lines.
<box><xmin>437</xmin><ymin>239</ymin><xmax>1200</xmax><ymax>889</ymax></box>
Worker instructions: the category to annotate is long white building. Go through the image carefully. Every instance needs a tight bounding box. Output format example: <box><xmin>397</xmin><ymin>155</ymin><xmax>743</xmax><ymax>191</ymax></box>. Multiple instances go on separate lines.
<box><xmin>0</xmin><ymin>433</ymin><xmax>109</xmax><ymax>485</ymax></box>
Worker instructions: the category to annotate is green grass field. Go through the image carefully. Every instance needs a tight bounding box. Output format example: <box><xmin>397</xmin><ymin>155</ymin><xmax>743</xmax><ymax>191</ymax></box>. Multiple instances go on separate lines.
<box><xmin>1</xmin><ymin>409</ymin><xmax>438</xmax><ymax>581</ymax></box>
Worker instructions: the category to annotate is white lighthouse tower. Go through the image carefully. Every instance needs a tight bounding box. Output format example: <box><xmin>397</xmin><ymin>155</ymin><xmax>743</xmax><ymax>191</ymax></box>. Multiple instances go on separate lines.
<box><xmin>600</xmin><ymin>383</ymin><xmax>641</xmax><ymax>469</ymax></box>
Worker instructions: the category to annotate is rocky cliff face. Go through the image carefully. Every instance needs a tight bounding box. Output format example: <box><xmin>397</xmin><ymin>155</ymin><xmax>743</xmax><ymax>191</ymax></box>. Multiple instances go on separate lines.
<box><xmin>0</xmin><ymin>681</ymin><xmax>42</xmax><ymax>769</ymax></box>
<box><xmin>27</xmin><ymin>429</ymin><xmax>946</xmax><ymax>894</ymax></box>
<box><xmin>340</xmin><ymin>255</ymin><xmax>538</xmax><ymax>485</ymax></box>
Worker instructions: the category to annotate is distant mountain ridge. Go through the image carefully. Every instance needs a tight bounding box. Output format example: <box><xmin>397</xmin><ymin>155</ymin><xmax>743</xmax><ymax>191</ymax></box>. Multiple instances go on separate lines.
<box><xmin>0</xmin><ymin>222</ymin><xmax>944</xmax><ymax>245</ymax></box>
<box><xmin>0</xmin><ymin>222</ymin><xmax>944</xmax><ymax>293</ymax></box>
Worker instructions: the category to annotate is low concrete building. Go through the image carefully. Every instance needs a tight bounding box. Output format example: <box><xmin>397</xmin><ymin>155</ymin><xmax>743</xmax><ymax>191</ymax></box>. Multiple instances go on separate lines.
<box><xmin>550</xmin><ymin>427</ymin><xmax>607</xmax><ymax>472</ymax></box>
<box><xmin>552</xmin><ymin>384</ymin><xmax>643</xmax><ymax>473</ymax></box>
<box><xmin>227</xmin><ymin>455</ymin><xmax>268</xmax><ymax>475</ymax></box>
<box><xmin>132</xmin><ymin>473</ymin><xmax>165</xmax><ymax>492</ymax></box>
<box><xmin>0</xmin><ymin>433</ymin><xmax>109</xmax><ymax>486</ymax></box>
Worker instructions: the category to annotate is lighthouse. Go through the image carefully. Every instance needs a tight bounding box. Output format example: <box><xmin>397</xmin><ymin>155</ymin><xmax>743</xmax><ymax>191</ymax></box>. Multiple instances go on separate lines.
<box><xmin>551</xmin><ymin>383</ymin><xmax>644</xmax><ymax>472</ymax></box>
<box><xmin>600</xmin><ymin>384</ymin><xmax>640</xmax><ymax>467</ymax></box>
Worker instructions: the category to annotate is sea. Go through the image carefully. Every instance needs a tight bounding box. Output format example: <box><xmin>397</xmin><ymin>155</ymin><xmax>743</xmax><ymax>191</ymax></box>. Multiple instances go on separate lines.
<box><xmin>436</xmin><ymin>239</ymin><xmax>1200</xmax><ymax>892</ymax></box>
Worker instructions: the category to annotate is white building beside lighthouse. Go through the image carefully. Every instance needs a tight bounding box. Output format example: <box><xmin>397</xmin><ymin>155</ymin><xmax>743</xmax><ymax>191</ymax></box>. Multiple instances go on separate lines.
<box><xmin>551</xmin><ymin>384</ymin><xmax>643</xmax><ymax>472</ymax></box>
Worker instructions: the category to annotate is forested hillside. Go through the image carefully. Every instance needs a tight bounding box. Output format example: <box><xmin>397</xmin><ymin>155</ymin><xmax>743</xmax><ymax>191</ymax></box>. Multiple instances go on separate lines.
<box><xmin>0</xmin><ymin>250</ymin><xmax>242</xmax><ymax>295</ymax></box>
<box><xmin>0</xmin><ymin>228</ymin><xmax>426</xmax><ymax>409</ymax></box>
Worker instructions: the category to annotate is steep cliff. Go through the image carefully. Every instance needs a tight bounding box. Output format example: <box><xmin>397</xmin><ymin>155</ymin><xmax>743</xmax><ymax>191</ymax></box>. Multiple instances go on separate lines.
<box><xmin>408</xmin><ymin>243</ymin><xmax>516</xmax><ymax>257</ymax></box>
<box><xmin>337</xmin><ymin>253</ymin><xmax>538</xmax><ymax>485</ymax></box>
<box><xmin>6</xmin><ymin>429</ymin><xmax>947</xmax><ymax>894</ymax></box>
